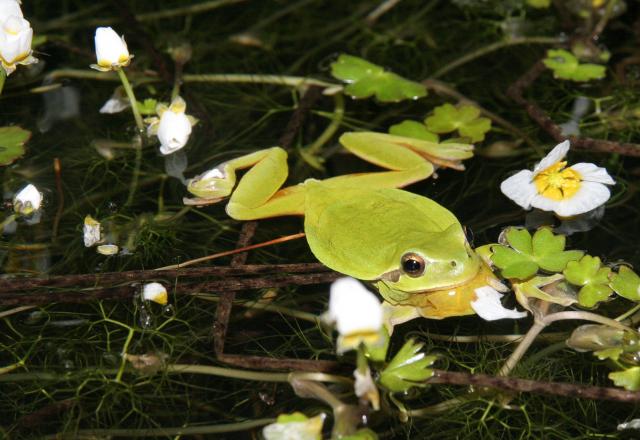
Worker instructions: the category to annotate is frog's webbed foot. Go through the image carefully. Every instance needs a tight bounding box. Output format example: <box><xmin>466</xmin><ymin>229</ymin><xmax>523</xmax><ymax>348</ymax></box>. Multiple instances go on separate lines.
<box><xmin>182</xmin><ymin>195</ymin><xmax>227</xmax><ymax>206</ymax></box>
<box><xmin>187</xmin><ymin>166</ymin><xmax>235</xmax><ymax>202</ymax></box>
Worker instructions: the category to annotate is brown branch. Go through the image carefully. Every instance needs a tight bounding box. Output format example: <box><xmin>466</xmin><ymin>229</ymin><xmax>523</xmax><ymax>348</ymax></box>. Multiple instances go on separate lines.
<box><xmin>429</xmin><ymin>369</ymin><xmax>640</xmax><ymax>403</ymax></box>
<box><xmin>0</xmin><ymin>271</ymin><xmax>340</xmax><ymax>306</ymax></box>
<box><xmin>507</xmin><ymin>60</ymin><xmax>640</xmax><ymax>157</ymax></box>
<box><xmin>0</xmin><ymin>263</ymin><xmax>330</xmax><ymax>292</ymax></box>
<box><xmin>278</xmin><ymin>85</ymin><xmax>323</xmax><ymax>150</ymax></box>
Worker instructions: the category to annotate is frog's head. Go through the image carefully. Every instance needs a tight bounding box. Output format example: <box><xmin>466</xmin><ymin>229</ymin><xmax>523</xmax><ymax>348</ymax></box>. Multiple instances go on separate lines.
<box><xmin>374</xmin><ymin>223</ymin><xmax>481</xmax><ymax>304</ymax></box>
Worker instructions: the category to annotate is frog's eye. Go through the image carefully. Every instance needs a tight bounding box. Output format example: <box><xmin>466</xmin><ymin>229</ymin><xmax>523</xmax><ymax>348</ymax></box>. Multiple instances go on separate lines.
<box><xmin>401</xmin><ymin>253</ymin><xmax>426</xmax><ymax>277</ymax></box>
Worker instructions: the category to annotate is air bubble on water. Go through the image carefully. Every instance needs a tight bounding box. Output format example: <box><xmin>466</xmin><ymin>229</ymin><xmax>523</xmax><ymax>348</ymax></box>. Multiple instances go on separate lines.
<box><xmin>63</xmin><ymin>359</ymin><xmax>75</xmax><ymax>370</ymax></box>
<box><xmin>361</xmin><ymin>414</ymin><xmax>368</xmax><ymax>425</ymax></box>
<box><xmin>163</xmin><ymin>304</ymin><xmax>175</xmax><ymax>316</ymax></box>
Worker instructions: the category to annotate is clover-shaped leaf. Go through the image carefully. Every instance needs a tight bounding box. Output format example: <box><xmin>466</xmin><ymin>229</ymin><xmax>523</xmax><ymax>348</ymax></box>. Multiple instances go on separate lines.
<box><xmin>609</xmin><ymin>367</ymin><xmax>640</xmax><ymax>391</ymax></box>
<box><xmin>526</xmin><ymin>0</ymin><xmax>551</xmax><ymax>8</ymax></box>
<box><xmin>389</xmin><ymin>120</ymin><xmax>439</xmax><ymax>142</ymax></box>
<box><xmin>610</xmin><ymin>266</ymin><xmax>640</xmax><ymax>301</ymax></box>
<box><xmin>379</xmin><ymin>339</ymin><xmax>436</xmax><ymax>392</ymax></box>
<box><xmin>543</xmin><ymin>49</ymin><xmax>606</xmax><ymax>82</ymax></box>
<box><xmin>491</xmin><ymin>227</ymin><xmax>583</xmax><ymax>280</ymax></box>
<box><xmin>331</xmin><ymin>54</ymin><xmax>427</xmax><ymax>102</ymax></box>
<box><xmin>424</xmin><ymin>103</ymin><xmax>491</xmax><ymax>142</ymax></box>
<box><xmin>563</xmin><ymin>255</ymin><xmax>613</xmax><ymax>308</ymax></box>
<box><xmin>595</xmin><ymin>347</ymin><xmax>623</xmax><ymax>361</ymax></box>
<box><xmin>0</xmin><ymin>126</ymin><xmax>30</xmax><ymax>166</ymax></box>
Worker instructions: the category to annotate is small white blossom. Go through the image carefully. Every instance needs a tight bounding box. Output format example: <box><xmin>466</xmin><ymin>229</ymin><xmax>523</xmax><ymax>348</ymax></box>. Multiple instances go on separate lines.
<box><xmin>327</xmin><ymin>277</ymin><xmax>384</xmax><ymax>353</ymax></box>
<box><xmin>263</xmin><ymin>413</ymin><xmax>325</xmax><ymax>440</ymax></box>
<box><xmin>13</xmin><ymin>183</ymin><xmax>42</xmax><ymax>215</ymax></box>
<box><xmin>91</xmin><ymin>27</ymin><xmax>132</xmax><ymax>72</ymax></box>
<box><xmin>142</xmin><ymin>282</ymin><xmax>168</xmax><ymax>305</ymax></box>
<box><xmin>99</xmin><ymin>87</ymin><xmax>130</xmax><ymax>114</ymax></box>
<box><xmin>471</xmin><ymin>286</ymin><xmax>527</xmax><ymax>321</ymax></box>
<box><xmin>0</xmin><ymin>8</ymin><xmax>37</xmax><ymax>76</ymax></box>
<box><xmin>146</xmin><ymin>96</ymin><xmax>197</xmax><ymax>155</ymax></box>
<box><xmin>83</xmin><ymin>215</ymin><xmax>101</xmax><ymax>247</ymax></box>
<box><xmin>501</xmin><ymin>140</ymin><xmax>615</xmax><ymax>217</ymax></box>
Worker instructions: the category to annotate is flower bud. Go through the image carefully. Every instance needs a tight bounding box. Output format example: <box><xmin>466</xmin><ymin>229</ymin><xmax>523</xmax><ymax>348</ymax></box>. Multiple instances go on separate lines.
<box><xmin>13</xmin><ymin>183</ymin><xmax>42</xmax><ymax>215</ymax></box>
<box><xmin>91</xmin><ymin>27</ymin><xmax>133</xmax><ymax>71</ymax></box>
<box><xmin>0</xmin><ymin>13</ymin><xmax>36</xmax><ymax>75</ymax></box>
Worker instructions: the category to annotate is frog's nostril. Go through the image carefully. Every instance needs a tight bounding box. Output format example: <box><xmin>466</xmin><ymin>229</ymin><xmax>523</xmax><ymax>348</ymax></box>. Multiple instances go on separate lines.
<box><xmin>450</xmin><ymin>260</ymin><xmax>457</xmax><ymax>267</ymax></box>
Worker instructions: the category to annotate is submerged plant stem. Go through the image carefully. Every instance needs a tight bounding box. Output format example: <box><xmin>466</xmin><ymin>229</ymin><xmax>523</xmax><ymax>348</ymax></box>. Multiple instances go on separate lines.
<box><xmin>432</xmin><ymin>36</ymin><xmax>562</xmax><ymax>79</ymax></box>
<box><xmin>47</xmin><ymin>418</ymin><xmax>274</xmax><ymax>438</ymax></box>
<box><xmin>0</xmin><ymin>69</ymin><xmax>5</xmax><ymax>96</ymax></box>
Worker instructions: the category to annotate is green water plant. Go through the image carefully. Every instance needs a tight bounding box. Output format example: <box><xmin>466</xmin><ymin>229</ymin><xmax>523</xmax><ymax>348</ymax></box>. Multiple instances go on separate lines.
<box><xmin>543</xmin><ymin>49</ymin><xmax>606</xmax><ymax>82</ymax></box>
<box><xmin>330</xmin><ymin>54</ymin><xmax>427</xmax><ymax>102</ymax></box>
<box><xmin>425</xmin><ymin>103</ymin><xmax>492</xmax><ymax>142</ymax></box>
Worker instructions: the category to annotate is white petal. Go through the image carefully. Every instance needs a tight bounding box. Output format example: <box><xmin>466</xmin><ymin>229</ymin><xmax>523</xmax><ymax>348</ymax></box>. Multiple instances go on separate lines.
<box><xmin>157</xmin><ymin>111</ymin><xmax>192</xmax><ymax>155</ymax></box>
<box><xmin>471</xmin><ymin>286</ymin><xmax>527</xmax><ymax>321</ymax></box>
<box><xmin>99</xmin><ymin>95</ymin><xmax>130</xmax><ymax>114</ymax></box>
<box><xmin>532</xmin><ymin>140</ymin><xmax>570</xmax><ymax>176</ymax></box>
<box><xmin>13</xmin><ymin>183</ymin><xmax>42</xmax><ymax>214</ymax></box>
<box><xmin>533</xmin><ymin>181</ymin><xmax>611</xmax><ymax>217</ymax></box>
<box><xmin>328</xmin><ymin>277</ymin><xmax>383</xmax><ymax>336</ymax></box>
<box><xmin>142</xmin><ymin>282</ymin><xmax>168</xmax><ymax>305</ymax></box>
<box><xmin>83</xmin><ymin>215</ymin><xmax>101</xmax><ymax>247</ymax></box>
<box><xmin>94</xmin><ymin>27</ymin><xmax>129</xmax><ymax>67</ymax></box>
<box><xmin>263</xmin><ymin>414</ymin><xmax>325</xmax><ymax>440</ymax></box>
<box><xmin>500</xmin><ymin>170</ymin><xmax>536</xmax><ymax>209</ymax></box>
<box><xmin>201</xmin><ymin>167</ymin><xmax>225</xmax><ymax>180</ymax></box>
<box><xmin>570</xmin><ymin>162</ymin><xmax>615</xmax><ymax>185</ymax></box>
<box><xmin>0</xmin><ymin>16</ymin><xmax>32</xmax><ymax>64</ymax></box>
<box><xmin>0</xmin><ymin>1</ymin><xmax>23</xmax><ymax>20</ymax></box>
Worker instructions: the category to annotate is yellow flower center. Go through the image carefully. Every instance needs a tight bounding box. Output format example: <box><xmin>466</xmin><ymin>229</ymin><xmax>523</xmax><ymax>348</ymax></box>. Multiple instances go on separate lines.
<box><xmin>533</xmin><ymin>161</ymin><xmax>581</xmax><ymax>200</ymax></box>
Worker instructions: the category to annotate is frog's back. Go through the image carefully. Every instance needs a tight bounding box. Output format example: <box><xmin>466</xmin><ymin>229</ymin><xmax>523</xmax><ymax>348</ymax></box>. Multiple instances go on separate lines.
<box><xmin>303</xmin><ymin>180</ymin><xmax>460</xmax><ymax>280</ymax></box>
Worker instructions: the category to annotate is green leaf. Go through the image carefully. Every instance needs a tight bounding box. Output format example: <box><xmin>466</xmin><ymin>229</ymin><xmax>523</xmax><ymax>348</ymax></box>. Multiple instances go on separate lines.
<box><xmin>563</xmin><ymin>256</ymin><xmax>613</xmax><ymax>307</ymax></box>
<box><xmin>543</xmin><ymin>49</ymin><xmax>606</xmax><ymax>82</ymax></box>
<box><xmin>594</xmin><ymin>347</ymin><xmax>623</xmax><ymax>361</ymax></box>
<box><xmin>389</xmin><ymin>120</ymin><xmax>439</xmax><ymax>142</ymax></box>
<box><xmin>136</xmin><ymin>98</ymin><xmax>158</xmax><ymax>115</ymax></box>
<box><xmin>610</xmin><ymin>266</ymin><xmax>640</xmax><ymax>301</ymax></box>
<box><xmin>424</xmin><ymin>103</ymin><xmax>491</xmax><ymax>142</ymax></box>
<box><xmin>491</xmin><ymin>227</ymin><xmax>583</xmax><ymax>280</ymax></box>
<box><xmin>0</xmin><ymin>126</ymin><xmax>30</xmax><ymax>166</ymax></box>
<box><xmin>331</xmin><ymin>54</ymin><xmax>427</xmax><ymax>102</ymax></box>
<box><xmin>379</xmin><ymin>339</ymin><xmax>436</xmax><ymax>392</ymax></box>
<box><xmin>609</xmin><ymin>367</ymin><xmax>640</xmax><ymax>391</ymax></box>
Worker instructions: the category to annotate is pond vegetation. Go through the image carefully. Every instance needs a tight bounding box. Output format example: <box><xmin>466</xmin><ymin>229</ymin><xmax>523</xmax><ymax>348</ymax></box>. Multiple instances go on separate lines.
<box><xmin>2</xmin><ymin>0</ymin><xmax>640</xmax><ymax>438</ymax></box>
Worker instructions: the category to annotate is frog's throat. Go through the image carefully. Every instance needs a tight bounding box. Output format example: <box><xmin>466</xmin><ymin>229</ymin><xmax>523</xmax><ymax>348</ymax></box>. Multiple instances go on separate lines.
<box><xmin>375</xmin><ymin>262</ymin><xmax>494</xmax><ymax>306</ymax></box>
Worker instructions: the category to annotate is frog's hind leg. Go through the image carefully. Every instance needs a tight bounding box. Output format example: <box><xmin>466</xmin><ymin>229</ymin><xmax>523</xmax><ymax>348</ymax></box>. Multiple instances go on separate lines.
<box><xmin>328</xmin><ymin>131</ymin><xmax>472</xmax><ymax>190</ymax></box>
<box><xmin>187</xmin><ymin>147</ymin><xmax>305</xmax><ymax>220</ymax></box>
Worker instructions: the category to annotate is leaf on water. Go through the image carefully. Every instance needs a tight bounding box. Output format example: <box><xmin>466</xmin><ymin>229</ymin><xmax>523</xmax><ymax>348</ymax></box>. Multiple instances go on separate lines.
<box><xmin>491</xmin><ymin>227</ymin><xmax>583</xmax><ymax>280</ymax></box>
<box><xmin>0</xmin><ymin>126</ymin><xmax>30</xmax><ymax>166</ymax></box>
<box><xmin>610</xmin><ymin>266</ymin><xmax>640</xmax><ymax>301</ymax></box>
<box><xmin>331</xmin><ymin>54</ymin><xmax>427</xmax><ymax>102</ymax></box>
<box><xmin>563</xmin><ymin>255</ymin><xmax>612</xmax><ymax>307</ymax></box>
<box><xmin>424</xmin><ymin>103</ymin><xmax>491</xmax><ymax>142</ymax></box>
<box><xmin>543</xmin><ymin>49</ymin><xmax>606</xmax><ymax>82</ymax></box>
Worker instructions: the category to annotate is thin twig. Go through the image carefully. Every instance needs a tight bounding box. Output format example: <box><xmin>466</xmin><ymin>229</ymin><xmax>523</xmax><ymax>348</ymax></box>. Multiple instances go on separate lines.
<box><xmin>51</xmin><ymin>158</ymin><xmax>64</xmax><ymax>240</ymax></box>
<box><xmin>507</xmin><ymin>59</ymin><xmax>640</xmax><ymax>157</ymax></box>
<box><xmin>428</xmin><ymin>369</ymin><xmax>640</xmax><ymax>403</ymax></box>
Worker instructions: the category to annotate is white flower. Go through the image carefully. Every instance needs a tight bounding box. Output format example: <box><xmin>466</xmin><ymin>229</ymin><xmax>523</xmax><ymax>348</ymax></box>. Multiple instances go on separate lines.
<box><xmin>327</xmin><ymin>277</ymin><xmax>384</xmax><ymax>353</ymax></box>
<box><xmin>0</xmin><ymin>13</ymin><xmax>37</xmax><ymax>76</ymax></box>
<box><xmin>83</xmin><ymin>215</ymin><xmax>101</xmax><ymax>247</ymax></box>
<box><xmin>0</xmin><ymin>0</ymin><xmax>23</xmax><ymax>20</ymax></box>
<box><xmin>142</xmin><ymin>282</ymin><xmax>168</xmax><ymax>305</ymax></box>
<box><xmin>471</xmin><ymin>286</ymin><xmax>527</xmax><ymax>321</ymax></box>
<box><xmin>91</xmin><ymin>27</ymin><xmax>132</xmax><ymax>72</ymax></box>
<box><xmin>500</xmin><ymin>140</ymin><xmax>615</xmax><ymax>217</ymax></box>
<box><xmin>13</xmin><ymin>183</ymin><xmax>42</xmax><ymax>215</ymax></box>
<box><xmin>99</xmin><ymin>87</ymin><xmax>130</xmax><ymax>114</ymax></box>
<box><xmin>146</xmin><ymin>96</ymin><xmax>197</xmax><ymax>155</ymax></box>
<box><xmin>262</xmin><ymin>413</ymin><xmax>325</xmax><ymax>440</ymax></box>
